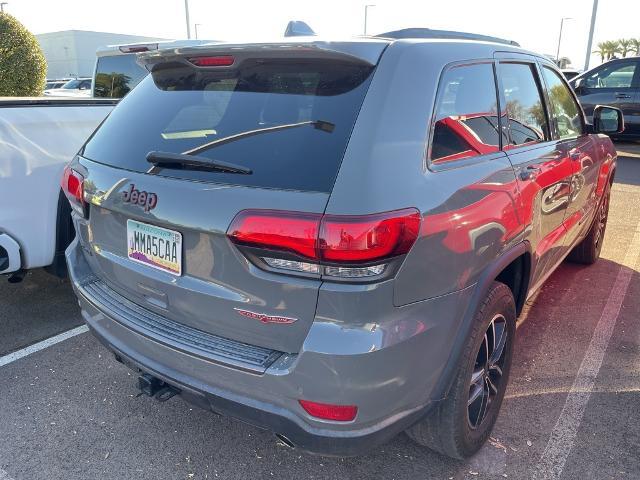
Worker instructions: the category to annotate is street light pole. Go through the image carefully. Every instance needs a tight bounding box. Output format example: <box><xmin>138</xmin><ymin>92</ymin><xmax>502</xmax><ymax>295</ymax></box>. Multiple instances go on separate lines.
<box><xmin>584</xmin><ymin>0</ymin><xmax>599</xmax><ymax>71</ymax></box>
<box><xmin>0</xmin><ymin>3</ymin><xmax>8</xmax><ymax>12</ymax></box>
<box><xmin>195</xmin><ymin>23</ymin><xmax>201</xmax><ymax>40</ymax></box>
<box><xmin>184</xmin><ymin>0</ymin><xmax>191</xmax><ymax>39</ymax></box>
<box><xmin>364</xmin><ymin>4</ymin><xmax>375</xmax><ymax>36</ymax></box>
<box><xmin>555</xmin><ymin>17</ymin><xmax>572</xmax><ymax>63</ymax></box>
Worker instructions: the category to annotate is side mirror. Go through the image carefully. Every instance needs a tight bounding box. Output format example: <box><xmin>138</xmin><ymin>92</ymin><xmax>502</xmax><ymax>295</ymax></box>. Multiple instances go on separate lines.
<box><xmin>592</xmin><ymin>105</ymin><xmax>624</xmax><ymax>135</ymax></box>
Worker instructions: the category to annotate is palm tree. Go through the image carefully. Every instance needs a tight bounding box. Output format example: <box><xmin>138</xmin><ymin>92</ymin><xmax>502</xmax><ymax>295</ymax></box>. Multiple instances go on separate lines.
<box><xmin>593</xmin><ymin>41</ymin><xmax>607</xmax><ymax>62</ymax></box>
<box><xmin>618</xmin><ymin>38</ymin><xmax>634</xmax><ymax>57</ymax></box>
<box><xmin>604</xmin><ymin>40</ymin><xmax>622</xmax><ymax>60</ymax></box>
<box><xmin>631</xmin><ymin>38</ymin><xmax>640</xmax><ymax>56</ymax></box>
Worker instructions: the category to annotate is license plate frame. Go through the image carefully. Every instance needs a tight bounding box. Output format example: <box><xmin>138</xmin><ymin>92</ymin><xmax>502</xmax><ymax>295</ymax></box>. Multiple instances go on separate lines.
<box><xmin>126</xmin><ymin>219</ymin><xmax>183</xmax><ymax>276</ymax></box>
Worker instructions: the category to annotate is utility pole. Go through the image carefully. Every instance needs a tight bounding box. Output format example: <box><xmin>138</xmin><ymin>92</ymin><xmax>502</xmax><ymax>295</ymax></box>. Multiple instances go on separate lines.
<box><xmin>555</xmin><ymin>17</ymin><xmax>572</xmax><ymax>63</ymax></box>
<box><xmin>584</xmin><ymin>0</ymin><xmax>599</xmax><ymax>70</ymax></box>
<box><xmin>195</xmin><ymin>23</ymin><xmax>201</xmax><ymax>40</ymax></box>
<box><xmin>364</xmin><ymin>4</ymin><xmax>375</xmax><ymax>35</ymax></box>
<box><xmin>184</xmin><ymin>0</ymin><xmax>191</xmax><ymax>39</ymax></box>
<box><xmin>0</xmin><ymin>3</ymin><xmax>8</xmax><ymax>12</ymax></box>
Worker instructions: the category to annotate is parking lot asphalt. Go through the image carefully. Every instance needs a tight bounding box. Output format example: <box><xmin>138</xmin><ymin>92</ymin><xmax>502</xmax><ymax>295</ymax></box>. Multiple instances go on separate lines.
<box><xmin>1</xmin><ymin>143</ymin><xmax>639</xmax><ymax>480</ymax></box>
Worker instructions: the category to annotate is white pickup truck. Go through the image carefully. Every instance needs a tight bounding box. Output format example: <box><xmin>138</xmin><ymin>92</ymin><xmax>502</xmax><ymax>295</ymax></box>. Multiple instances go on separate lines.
<box><xmin>0</xmin><ymin>40</ymin><xmax>216</xmax><ymax>282</ymax></box>
<box><xmin>0</xmin><ymin>98</ymin><xmax>116</xmax><ymax>281</ymax></box>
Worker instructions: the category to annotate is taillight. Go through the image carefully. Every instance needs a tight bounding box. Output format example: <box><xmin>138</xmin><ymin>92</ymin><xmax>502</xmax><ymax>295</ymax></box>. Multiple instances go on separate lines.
<box><xmin>228</xmin><ymin>210</ymin><xmax>321</xmax><ymax>259</ymax></box>
<box><xmin>61</xmin><ymin>165</ymin><xmax>85</xmax><ymax>212</ymax></box>
<box><xmin>227</xmin><ymin>208</ymin><xmax>420</xmax><ymax>280</ymax></box>
<box><xmin>319</xmin><ymin>209</ymin><xmax>421</xmax><ymax>262</ymax></box>
<box><xmin>298</xmin><ymin>400</ymin><xmax>358</xmax><ymax>422</ymax></box>
<box><xmin>188</xmin><ymin>55</ymin><xmax>235</xmax><ymax>67</ymax></box>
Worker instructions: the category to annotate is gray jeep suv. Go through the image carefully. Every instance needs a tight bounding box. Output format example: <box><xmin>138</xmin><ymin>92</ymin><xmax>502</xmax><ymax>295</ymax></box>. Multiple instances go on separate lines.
<box><xmin>63</xmin><ymin>30</ymin><xmax>622</xmax><ymax>458</ymax></box>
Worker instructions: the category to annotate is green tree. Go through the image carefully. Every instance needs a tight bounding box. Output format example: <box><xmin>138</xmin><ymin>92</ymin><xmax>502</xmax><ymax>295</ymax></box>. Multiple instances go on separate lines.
<box><xmin>604</xmin><ymin>40</ymin><xmax>622</xmax><ymax>60</ymax></box>
<box><xmin>0</xmin><ymin>13</ymin><xmax>46</xmax><ymax>96</ymax></box>
<box><xmin>618</xmin><ymin>38</ymin><xmax>634</xmax><ymax>57</ymax></box>
<box><xmin>631</xmin><ymin>38</ymin><xmax>640</xmax><ymax>56</ymax></box>
<box><xmin>593</xmin><ymin>42</ymin><xmax>608</xmax><ymax>62</ymax></box>
<box><xmin>94</xmin><ymin>72</ymin><xmax>132</xmax><ymax>98</ymax></box>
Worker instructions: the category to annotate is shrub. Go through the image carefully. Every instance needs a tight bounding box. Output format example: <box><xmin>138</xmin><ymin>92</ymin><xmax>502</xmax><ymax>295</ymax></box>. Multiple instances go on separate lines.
<box><xmin>0</xmin><ymin>13</ymin><xmax>46</xmax><ymax>96</ymax></box>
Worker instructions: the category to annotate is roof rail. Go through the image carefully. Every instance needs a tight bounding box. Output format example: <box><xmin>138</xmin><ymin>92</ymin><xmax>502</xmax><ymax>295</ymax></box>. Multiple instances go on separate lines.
<box><xmin>375</xmin><ymin>28</ymin><xmax>519</xmax><ymax>47</ymax></box>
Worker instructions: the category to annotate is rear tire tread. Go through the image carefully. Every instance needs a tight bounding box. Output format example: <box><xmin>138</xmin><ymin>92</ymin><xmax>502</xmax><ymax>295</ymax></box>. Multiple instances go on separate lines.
<box><xmin>568</xmin><ymin>182</ymin><xmax>611</xmax><ymax>265</ymax></box>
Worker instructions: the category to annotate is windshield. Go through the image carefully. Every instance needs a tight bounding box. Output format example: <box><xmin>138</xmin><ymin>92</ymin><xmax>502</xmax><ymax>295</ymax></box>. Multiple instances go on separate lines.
<box><xmin>60</xmin><ymin>79</ymin><xmax>91</xmax><ymax>90</ymax></box>
<box><xmin>82</xmin><ymin>57</ymin><xmax>374</xmax><ymax>192</ymax></box>
<box><xmin>94</xmin><ymin>54</ymin><xmax>149</xmax><ymax>98</ymax></box>
<box><xmin>62</xmin><ymin>79</ymin><xmax>81</xmax><ymax>89</ymax></box>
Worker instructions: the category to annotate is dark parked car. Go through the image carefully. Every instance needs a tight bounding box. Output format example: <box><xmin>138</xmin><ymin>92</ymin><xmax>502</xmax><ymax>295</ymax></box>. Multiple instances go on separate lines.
<box><xmin>571</xmin><ymin>57</ymin><xmax>640</xmax><ymax>137</ymax></box>
<box><xmin>62</xmin><ymin>30</ymin><xmax>622</xmax><ymax>459</ymax></box>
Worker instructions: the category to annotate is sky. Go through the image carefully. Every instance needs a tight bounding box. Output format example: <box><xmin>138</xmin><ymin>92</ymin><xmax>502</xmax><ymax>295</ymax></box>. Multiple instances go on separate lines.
<box><xmin>6</xmin><ymin>0</ymin><xmax>640</xmax><ymax>70</ymax></box>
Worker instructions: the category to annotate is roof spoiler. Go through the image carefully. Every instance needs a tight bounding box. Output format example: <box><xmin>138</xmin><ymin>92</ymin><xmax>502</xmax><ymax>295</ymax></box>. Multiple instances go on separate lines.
<box><xmin>284</xmin><ymin>21</ymin><xmax>316</xmax><ymax>37</ymax></box>
<box><xmin>376</xmin><ymin>28</ymin><xmax>519</xmax><ymax>47</ymax></box>
<box><xmin>138</xmin><ymin>43</ymin><xmax>382</xmax><ymax>72</ymax></box>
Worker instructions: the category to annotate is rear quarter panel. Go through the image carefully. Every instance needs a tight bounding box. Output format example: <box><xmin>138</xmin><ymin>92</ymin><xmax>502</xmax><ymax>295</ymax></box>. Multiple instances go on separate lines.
<box><xmin>325</xmin><ymin>41</ymin><xmax>525</xmax><ymax>306</ymax></box>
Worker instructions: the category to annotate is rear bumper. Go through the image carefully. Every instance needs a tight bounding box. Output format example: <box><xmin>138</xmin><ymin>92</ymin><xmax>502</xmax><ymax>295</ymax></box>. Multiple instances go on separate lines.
<box><xmin>87</xmin><ymin>318</ymin><xmax>430</xmax><ymax>456</ymax></box>
<box><xmin>67</xmin><ymin>238</ymin><xmax>471</xmax><ymax>456</ymax></box>
<box><xmin>75</xmin><ymin>286</ymin><xmax>430</xmax><ymax>456</ymax></box>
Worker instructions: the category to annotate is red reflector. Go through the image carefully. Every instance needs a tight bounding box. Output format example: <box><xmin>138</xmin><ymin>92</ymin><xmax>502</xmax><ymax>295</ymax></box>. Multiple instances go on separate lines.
<box><xmin>228</xmin><ymin>210</ymin><xmax>321</xmax><ymax>259</ymax></box>
<box><xmin>319</xmin><ymin>209</ymin><xmax>421</xmax><ymax>262</ymax></box>
<box><xmin>299</xmin><ymin>400</ymin><xmax>357</xmax><ymax>422</ymax></box>
<box><xmin>61</xmin><ymin>165</ymin><xmax>84</xmax><ymax>205</ymax></box>
<box><xmin>189</xmin><ymin>55</ymin><xmax>235</xmax><ymax>67</ymax></box>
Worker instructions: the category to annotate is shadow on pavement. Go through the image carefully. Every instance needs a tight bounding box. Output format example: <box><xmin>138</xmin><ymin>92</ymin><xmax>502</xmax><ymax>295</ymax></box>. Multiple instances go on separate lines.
<box><xmin>0</xmin><ymin>269</ymin><xmax>83</xmax><ymax>356</ymax></box>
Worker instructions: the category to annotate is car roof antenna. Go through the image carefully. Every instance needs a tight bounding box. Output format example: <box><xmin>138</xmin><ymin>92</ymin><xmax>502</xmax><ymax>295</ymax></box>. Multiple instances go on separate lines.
<box><xmin>284</xmin><ymin>21</ymin><xmax>316</xmax><ymax>37</ymax></box>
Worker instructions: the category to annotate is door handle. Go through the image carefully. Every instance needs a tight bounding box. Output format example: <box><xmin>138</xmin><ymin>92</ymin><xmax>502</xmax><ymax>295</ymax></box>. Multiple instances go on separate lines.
<box><xmin>520</xmin><ymin>166</ymin><xmax>541</xmax><ymax>181</ymax></box>
<box><xmin>615</xmin><ymin>92</ymin><xmax>631</xmax><ymax>99</ymax></box>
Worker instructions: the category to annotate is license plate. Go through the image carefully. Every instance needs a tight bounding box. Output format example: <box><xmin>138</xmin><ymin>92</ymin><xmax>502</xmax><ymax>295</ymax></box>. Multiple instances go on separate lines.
<box><xmin>127</xmin><ymin>219</ymin><xmax>182</xmax><ymax>276</ymax></box>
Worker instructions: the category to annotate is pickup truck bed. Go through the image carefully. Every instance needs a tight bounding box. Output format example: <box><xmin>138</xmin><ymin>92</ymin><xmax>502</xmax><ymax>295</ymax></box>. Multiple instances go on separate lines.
<box><xmin>0</xmin><ymin>98</ymin><xmax>116</xmax><ymax>276</ymax></box>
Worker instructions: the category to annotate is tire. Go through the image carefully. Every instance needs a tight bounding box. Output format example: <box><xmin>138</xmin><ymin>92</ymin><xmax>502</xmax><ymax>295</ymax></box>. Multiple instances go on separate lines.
<box><xmin>568</xmin><ymin>181</ymin><xmax>611</xmax><ymax>265</ymax></box>
<box><xmin>406</xmin><ymin>281</ymin><xmax>516</xmax><ymax>459</ymax></box>
<box><xmin>44</xmin><ymin>190</ymin><xmax>75</xmax><ymax>278</ymax></box>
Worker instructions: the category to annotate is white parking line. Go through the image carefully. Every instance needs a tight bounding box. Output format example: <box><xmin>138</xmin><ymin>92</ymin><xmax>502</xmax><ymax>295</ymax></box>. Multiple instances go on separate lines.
<box><xmin>0</xmin><ymin>468</ymin><xmax>15</xmax><ymax>480</ymax></box>
<box><xmin>533</xmin><ymin>223</ymin><xmax>640</xmax><ymax>480</ymax></box>
<box><xmin>0</xmin><ymin>325</ymin><xmax>89</xmax><ymax>368</ymax></box>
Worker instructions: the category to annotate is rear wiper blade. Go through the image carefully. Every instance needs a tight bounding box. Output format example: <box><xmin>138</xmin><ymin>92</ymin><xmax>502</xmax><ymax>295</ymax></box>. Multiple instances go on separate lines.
<box><xmin>146</xmin><ymin>151</ymin><xmax>252</xmax><ymax>175</ymax></box>
<box><xmin>183</xmin><ymin>120</ymin><xmax>335</xmax><ymax>156</ymax></box>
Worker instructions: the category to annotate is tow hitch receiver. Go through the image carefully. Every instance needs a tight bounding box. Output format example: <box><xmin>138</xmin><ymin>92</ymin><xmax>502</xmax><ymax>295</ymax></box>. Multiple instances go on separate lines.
<box><xmin>137</xmin><ymin>373</ymin><xmax>180</xmax><ymax>402</ymax></box>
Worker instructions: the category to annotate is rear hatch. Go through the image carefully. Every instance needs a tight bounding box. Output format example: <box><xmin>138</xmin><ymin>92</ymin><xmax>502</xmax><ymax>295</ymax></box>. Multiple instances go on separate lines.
<box><xmin>77</xmin><ymin>43</ymin><xmax>384</xmax><ymax>354</ymax></box>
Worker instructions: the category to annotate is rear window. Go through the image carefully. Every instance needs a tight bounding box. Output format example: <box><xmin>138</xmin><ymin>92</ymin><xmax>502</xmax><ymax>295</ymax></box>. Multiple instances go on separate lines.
<box><xmin>83</xmin><ymin>58</ymin><xmax>374</xmax><ymax>192</ymax></box>
<box><xmin>93</xmin><ymin>54</ymin><xmax>149</xmax><ymax>98</ymax></box>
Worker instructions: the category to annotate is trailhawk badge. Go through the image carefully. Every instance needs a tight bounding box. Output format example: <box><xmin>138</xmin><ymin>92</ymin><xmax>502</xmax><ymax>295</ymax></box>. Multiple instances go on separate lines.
<box><xmin>234</xmin><ymin>308</ymin><xmax>298</xmax><ymax>325</ymax></box>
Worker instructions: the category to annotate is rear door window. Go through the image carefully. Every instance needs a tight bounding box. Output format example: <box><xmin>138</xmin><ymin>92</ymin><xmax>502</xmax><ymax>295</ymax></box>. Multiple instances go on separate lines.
<box><xmin>499</xmin><ymin>63</ymin><xmax>549</xmax><ymax>147</ymax></box>
<box><xmin>82</xmin><ymin>58</ymin><xmax>374</xmax><ymax>192</ymax></box>
<box><xmin>430</xmin><ymin>62</ymin><xmax>502</xmax><ymax>164</ymax></box>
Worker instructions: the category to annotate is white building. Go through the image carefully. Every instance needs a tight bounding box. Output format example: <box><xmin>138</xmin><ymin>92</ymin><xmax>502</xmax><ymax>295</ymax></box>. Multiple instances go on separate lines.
<box><xmin>36</xmin><ymin>30</ymin><xmax>166</xmax><ymax>79</ymax></box>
